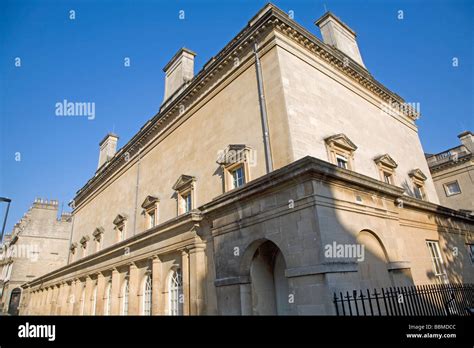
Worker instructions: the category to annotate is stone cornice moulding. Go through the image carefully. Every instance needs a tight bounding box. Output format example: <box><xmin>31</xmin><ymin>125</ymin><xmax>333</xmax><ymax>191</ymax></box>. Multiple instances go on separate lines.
<box><xmin>429</xmin><ymin>153</ymin><xmax>472</xmax><ymax>173</ymax></box>
<box><xmin>21</xmin><ymin>212</ymin><xmax>204</xmax><ymax>288</ymax></box>
<box><xmin>72</xmin><ymin>4</ymin><xmax>418</xmax><ymax>209</ymax></box>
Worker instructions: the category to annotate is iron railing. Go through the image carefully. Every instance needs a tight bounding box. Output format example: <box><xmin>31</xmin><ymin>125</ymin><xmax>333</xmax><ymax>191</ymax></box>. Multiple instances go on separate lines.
<box><xmin>333</xmin><ymin>283</ymin><xmax>474</xmax><ymax>316</ymax></box>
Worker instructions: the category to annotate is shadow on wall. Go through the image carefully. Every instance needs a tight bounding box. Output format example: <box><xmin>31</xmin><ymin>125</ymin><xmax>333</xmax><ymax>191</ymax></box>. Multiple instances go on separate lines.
<box><xmin>427</xmin><ymin>209</ymin><xmax>472</xmax><ymax>284</ymax></box>
<box><xmin>213</xmin><ymin>162</ymin><xmax>429</xmax><ymax>316</ymax></box>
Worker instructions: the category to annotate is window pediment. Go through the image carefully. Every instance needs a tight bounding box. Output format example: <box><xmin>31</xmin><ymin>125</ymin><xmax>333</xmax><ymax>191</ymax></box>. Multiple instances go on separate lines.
<box><xmin>172</xmin><ymin>175</ymin><xmax>195</xmax><ymax>191</ymax></box>
<box><xmin>324</xmin><ymin>133</ymin><xmax>358</xmax><ymax>152</ymax></box>
<box><xmin>79</xmin><ymin>236</ymin><xmax>90</xmax><ymax>245</ymax></box>
<box><xmin>374</xmin><ymin>154</ymin><xmax>398</xmax><ymax>169</ymax></box>
<box><xmin>92</xmin><ymin>227</ymin><xmax>105</xmax><ymax>238</ymax></box>
<box><xmin>113</xmin><ymin>213</ymin><xmax>128</xmax><ymax>226</ymax></box>
<box><xmin>141</xmin><ymin>195</ymin><xmax>159</xmax><ymax>209</ymax></box>
<box><xmin>216</xmin><ymin>144</ymin><xmax>252</xmax><ymax>165</ymax></box>
<box><xmin>408</xmin><ymin>168</ymin><xmax>427</xmax><ymax>182</ymax></box>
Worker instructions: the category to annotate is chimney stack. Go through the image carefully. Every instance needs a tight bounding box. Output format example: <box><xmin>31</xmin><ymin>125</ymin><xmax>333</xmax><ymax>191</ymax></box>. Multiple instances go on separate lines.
<box><xmin>162</xmin><ymin>47</ymin><xmax>196</xmax><ymax>105</ymax></box>
<box><xmin>315</xmin><ymin>12</ymin><xmax>366</xmax><ymax>68</ymax></box>
<box><xmin>458</xmin><ymin>131</ymin><xmax>473</xmax><ymax>153</ymax></box>
<box><xmin>98</xmin><ymin>133</ymin><xmax>119</xmax><ymax>169</ymax></box>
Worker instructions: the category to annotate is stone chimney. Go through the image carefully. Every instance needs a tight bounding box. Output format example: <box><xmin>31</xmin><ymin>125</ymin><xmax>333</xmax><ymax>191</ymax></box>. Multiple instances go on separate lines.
<box><xmin>98</xmin><ymin>133</ymin><xmax>119</xmax><ymax>169</ymax></box>
<box><xmin>458</xmin><ymin>131</ymin><xmax>473</xmax><ymax>153</ymax></box>
<box><xmin>315</xmin><ymin>12</ymin><xmax>366</xmax><ymax>68</ymax></box>
<box><xmin>162</xmin><ymin>47</ymin><xmax>196</xmax><ymax>105</ymax></box>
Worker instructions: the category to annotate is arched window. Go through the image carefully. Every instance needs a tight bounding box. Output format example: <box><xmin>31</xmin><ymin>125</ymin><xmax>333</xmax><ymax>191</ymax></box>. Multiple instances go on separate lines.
<box><xmin>121</xmin><ymin>280</ymin><xmax>129</xmax><ymax>316</ymax></box>
<box><xmin>80</xmin><ymin>284</ymin><xmax>86</xmax><ymax>315</ymax></box>
<box><xmin>168</xmin><ymin>268</ymin><xmax>183</xmax><ymax>315</ymax></box>
<box><xmin>91</xmin><ymin>284</ymin><xmax>97</xmax><ymax>315</ymax></box>
<box><xmin>104</xmin><ymin>280</ymin><xmax>112</xmax><ymax>315</ymax></box>
<box><xmin>142</xmin><ymin>275</ymin><xmax>152</xmax><ymax>316</ymax></box>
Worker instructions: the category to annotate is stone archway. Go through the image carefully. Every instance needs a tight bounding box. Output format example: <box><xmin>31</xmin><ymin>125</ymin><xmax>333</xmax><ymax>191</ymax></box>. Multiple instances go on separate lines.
<box><xmin>356</xmin><ymin>230</ymin><xmax>392</xmax><ymax>288</ymax></box>
<box><xmin>8</xmin><ymin>288</ymin><xmax>21</xmax><ymax>316</ymax></box>
<box><xmin>247</xmin><ymin>240</ymin><xmax>289</xmax><ymax>315</ymax></box>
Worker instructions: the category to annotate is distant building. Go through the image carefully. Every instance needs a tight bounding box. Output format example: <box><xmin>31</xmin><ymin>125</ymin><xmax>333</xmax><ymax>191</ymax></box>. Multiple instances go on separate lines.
<box><xmin>426</xmin><ymin>131</ymin><xmax>474</xmax><ymax>214</ymax></box>
<box><xmin>0</xmin><ymin>199</ymin><xmax>71</xmax><ymax>315</ymax></box>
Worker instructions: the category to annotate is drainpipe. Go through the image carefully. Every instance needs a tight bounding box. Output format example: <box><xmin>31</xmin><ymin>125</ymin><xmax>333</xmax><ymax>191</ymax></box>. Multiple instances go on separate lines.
<box><xmin>132</xmin><ymin>147</ymin><xmax>141</xmax><ymax>236</ymax></box>
<box><xmin>66</xmin><ymin>200</ymin><xmax>75</xmax><ymax>265</ymax></box>
<box><xmin>253</xmin><ymin>41</ymin><xmax>273</xmax><ymax>173</ymax></box>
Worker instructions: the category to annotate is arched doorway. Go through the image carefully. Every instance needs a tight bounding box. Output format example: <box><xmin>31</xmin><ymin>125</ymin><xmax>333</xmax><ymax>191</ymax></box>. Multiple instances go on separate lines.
<box><xmin>356</xmin><ymin>230</ymin><xmax>392</xmax><ymax>288</ymax></box>
<box><xmin>249</xmin><ymin>241</ymin><xmax>289</xmax><ymax>315</ymax></box>
<box><xmin>8</xmin><ymin>288</ymin><xmax>21</xmax><ymax>316</ymax></box>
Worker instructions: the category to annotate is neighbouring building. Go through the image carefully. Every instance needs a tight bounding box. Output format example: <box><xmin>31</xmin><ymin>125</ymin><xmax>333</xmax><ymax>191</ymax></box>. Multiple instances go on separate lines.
<box><xmin>20</xmin><ymin>4</ymin><xmax>473</xmax><ymax>316</ymax></box>
<box><xmin>426</xmin><ymin>131</ymin><xmax>474</xmax><ymax>214</ymax></box>
<box><xmin>0</xmin><ymin>199</ymin><xmax>71</xmax><ymax>315</ymax></box>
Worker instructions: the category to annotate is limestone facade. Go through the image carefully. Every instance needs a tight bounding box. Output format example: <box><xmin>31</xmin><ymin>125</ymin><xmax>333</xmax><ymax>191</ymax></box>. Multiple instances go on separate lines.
<box><xmin>426</xmin><ymin>131</ymin><xmax>474</xmax><ymax>214</ymax></box>
<box><xmin>0</xmin><ymin>199</ymin><xmax>71</xmax><ymax>314</ymax></box>
<box><xmin>20</xmin><ymin>4</ymin><xmax>473</xmax><ymax>315</ymax></box>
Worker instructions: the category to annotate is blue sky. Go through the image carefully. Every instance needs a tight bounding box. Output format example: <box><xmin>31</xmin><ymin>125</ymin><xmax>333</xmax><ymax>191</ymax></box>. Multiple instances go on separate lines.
<box><xmin>0</xmin><ymin>0</ymin><xmax>473</xmax><ymax>234</ymax></box>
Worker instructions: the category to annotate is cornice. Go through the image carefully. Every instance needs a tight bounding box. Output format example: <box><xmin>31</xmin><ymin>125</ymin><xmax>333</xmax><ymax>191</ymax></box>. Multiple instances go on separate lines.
<box><xmin>428</xmin><ymin>153</ymin><xmax>472</xmax><ymax>173</ymax></box>
<box><xmin>73</xmin><ymin>4</ymin><xmax>420</xmax><ymax>208</ymax></box>
<box><xmin>22</xmin><ymin>211</ymin><xmax>203</xmax><ymax>288</ymax></box>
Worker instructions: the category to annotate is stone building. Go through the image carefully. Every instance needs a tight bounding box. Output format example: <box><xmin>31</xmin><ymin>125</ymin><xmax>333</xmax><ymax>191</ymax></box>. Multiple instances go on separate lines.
<box><xmin>426</xmin><ymin>131</ymin><xmax>474</xmax><ymax>214</ymax></box>
<box><xmin>0</xmin><ymin>199</ymin><xmax>72</xmax><ymax>315</ymax></box>
<box><xmin>21</xmin><ymin>4</ymin><xmax>473</xmax><ymax>316</ymax></box>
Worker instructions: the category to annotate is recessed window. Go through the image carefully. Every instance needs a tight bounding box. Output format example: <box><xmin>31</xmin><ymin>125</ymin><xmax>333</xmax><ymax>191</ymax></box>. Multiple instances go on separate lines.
<box><xmin>113</xmin><ymin>214</ymin><xmax>128</xmax><ymax>242</ymax></box>
<box><xmin>336</xmin><ymin>155</ymin><xmax>348</xmax><ymax>169</ymax></box>
<box><xmin>444</xmin><ymin>181</ymin><xmax>461</xmax><ymax>196</ymax></box>
<box><xmin>143</xmin><ymin>275</ymin><xmax>152</xmax><ymax>316</ymax></box>
<box><xmin>91</xmin><ymin>284</ymin><xmax>98</xmax><ymax>316</ymax></box>
<box><xmin>117</xmin><ymin>224</ymin><xmax>125</xmax><ymax>242</ymax></box>
<box><xmin>383</xmin><ymin>172</ymin><xmax>392</xmax><ymax>184</ymax></box>
<box><xmin>182</xmin><ymin>192</ymin><xmax>192</xmax><ymax>213</ymax></box>
<box><xmin>121</xmin><ymin>279</ymin><xmax>129</xmax><ymax>316</ymax></box>
<box><xmin>141</xmin><ymin>195</ymin><xmax>159</xmax><ymax>230</ymax></box>
<box><xmin>80</xmin><ymin>284</ymin><xmax>86</xmax><ymax>315</ymax></box>
<box><xmin>325</xmin><ymin>133</ymin><xmax>357</xmax><ymax>170</ymax></box>
<box><xmin>149</xmin><ymin>210</ymin><xmax>156</xmax><ymax>227</ymax></box>
<box><xmin>467</xmin><ymin>244</ymin><xmax>474</xmax><ymax>264</ymax></box>
<box><xmin>217</xmin><ymin>144</ymin><xmax>252</xmax><ymax>192</ymax></box>
<box><xmin>374</xmin><ymin>154</ymin><xmax>398</xmax><ymax>185</ymax></box>
<box><xmin>92</xmin><ymin>227</ymin><xmax>104</xmax><ymax>252</ymax></box>
<box><xmin>426</xmin><ymin>240</ymin><xmax>446</xmax><ymax>278</ymax></box>
<box><xmin>104</xmin><ymin>281</ymin><xmax>112</xmax><ymax>315</ymax></box>
<box><xmin>408</xmin><ymin>169</ymin><xmax>427</xmax><ymax>201</ymax></box>
<box><xmin>413</xmin><ymin>184</ymin><xmax>424</xmax><ymax>200</ymax></box>
<box><xmin>79</xmin><ymin>236</ymin><xmax>89</xmax><ymax>258</ymax></box>
<box><xmin>168</xmin><ymin>268</ymin><xmax>183</xmax><ymax>316</ymax></box>
<box><xmin>231</xmin><ymin>166</ymin><xmax>245</xmax><ymax>188</ymax></box>
<box><xmin>173</xmin><ymin>175</ymin><xmax>196</xmax><ymax>215</ymax></box>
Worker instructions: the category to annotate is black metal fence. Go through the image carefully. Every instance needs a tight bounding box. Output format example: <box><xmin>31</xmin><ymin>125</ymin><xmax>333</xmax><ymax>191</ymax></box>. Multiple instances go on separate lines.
<box><xmin>333</xmin><ymin>283</ymin><xmax>474</xmax><ymax>316</ymax></box>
